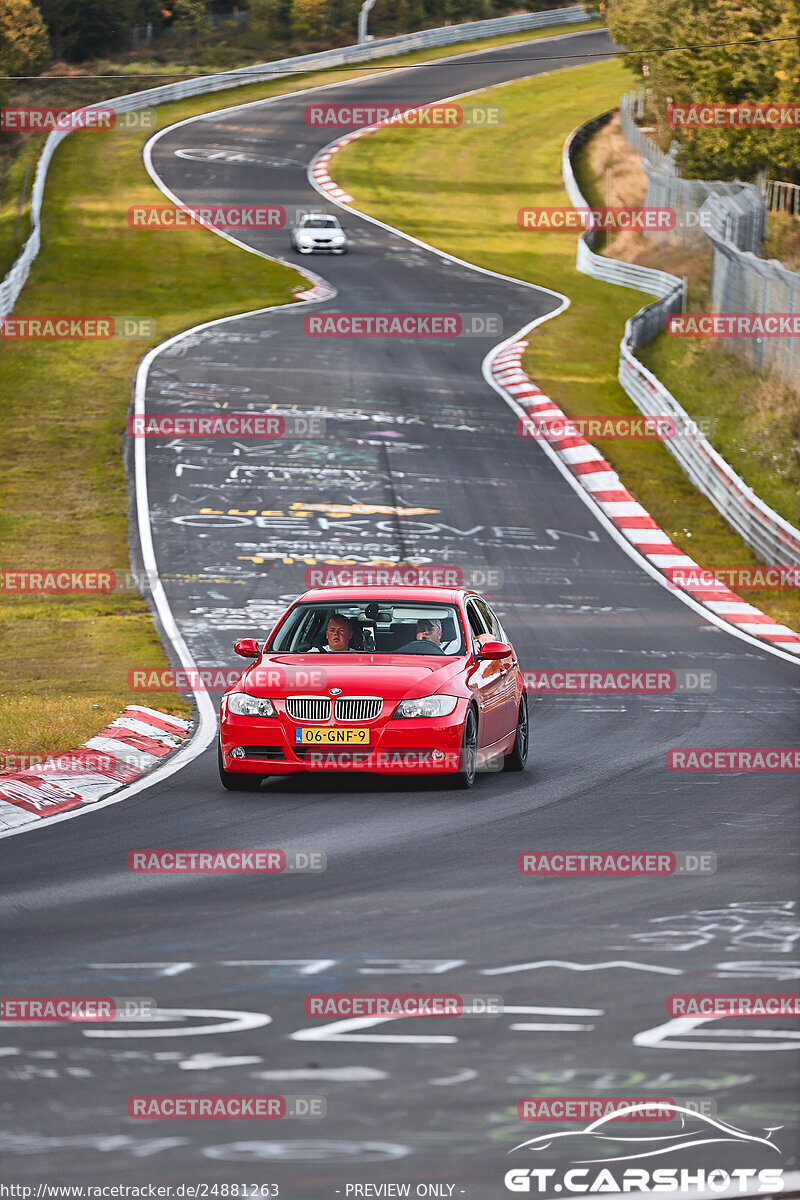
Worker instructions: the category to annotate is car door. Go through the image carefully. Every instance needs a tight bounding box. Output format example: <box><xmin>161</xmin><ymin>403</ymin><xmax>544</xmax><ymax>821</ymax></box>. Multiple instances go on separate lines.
<box><xmin>474</xmin><ymin>598</ymin><xmax>519</xmax><ymax>741</ymax></box>
<box><xmin>465</xmin><ymin>598</ymin><xmax>506</xmax><ymax>747</ymax></box>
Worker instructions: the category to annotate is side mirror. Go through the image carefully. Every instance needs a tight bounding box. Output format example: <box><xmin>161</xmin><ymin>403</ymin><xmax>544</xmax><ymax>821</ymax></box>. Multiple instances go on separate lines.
<box><xmin>478</xmin><ymin>640</ymin><xmax>512</xmax><ymax>660</ymax></box>
<box><xmin>234</xmin><ymin>638</ymin><xmax>260</xmax><ymax>658</ymax></box>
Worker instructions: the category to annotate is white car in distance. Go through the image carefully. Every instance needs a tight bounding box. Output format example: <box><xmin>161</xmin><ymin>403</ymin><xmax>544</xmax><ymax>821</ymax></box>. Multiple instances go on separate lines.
<box><xmin>290</xmin><ymin>213</ymin><xmax>348</xmax><ymax>254</ymax></box>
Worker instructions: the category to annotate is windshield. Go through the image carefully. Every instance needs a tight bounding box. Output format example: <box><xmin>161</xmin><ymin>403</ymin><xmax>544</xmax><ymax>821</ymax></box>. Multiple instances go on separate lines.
<box><xmin>302</xmin><ymin>217</ymin><xmax>338</xmax><ymax>228</ymax></box>
<box><xmin>270</xmin><ymin>601</ymin><xmax>465</xmax><ymax>656</ymax></box>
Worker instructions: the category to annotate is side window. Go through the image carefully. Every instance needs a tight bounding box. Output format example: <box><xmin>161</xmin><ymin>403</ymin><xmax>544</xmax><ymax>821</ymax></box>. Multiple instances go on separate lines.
<box><xmin>474</xmin><ymin>598</ymin><xmax>502</xmax><ymax>640</ymax></box>
<box><xmin>486</xmin><ymin>604</ymin><xmax>507</xmax><ymax>642</ymax></box>
<box><xmin>466</xmin><ymin>600</ymin><xmax>488</xmax><ymax>640</ymax></box>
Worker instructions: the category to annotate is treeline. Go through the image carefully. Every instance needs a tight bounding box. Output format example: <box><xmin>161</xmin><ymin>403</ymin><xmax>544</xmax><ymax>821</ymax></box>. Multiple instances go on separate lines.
<box><xmin>598</xmin><ymin>0</ymin><xmax>800</xmax><ymax>181</ymax></box>
<box><xmin>0</xmin><ymin>0</ymin><xmax>567</xmax><ymax>70</ymax></box>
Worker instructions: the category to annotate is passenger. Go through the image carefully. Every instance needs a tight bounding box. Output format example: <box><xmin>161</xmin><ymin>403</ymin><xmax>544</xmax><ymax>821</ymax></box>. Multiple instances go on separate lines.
<box><xmin>416</xmin><ymin>618</ymin><xmax>443</xmax><ymax>647</ymax></box>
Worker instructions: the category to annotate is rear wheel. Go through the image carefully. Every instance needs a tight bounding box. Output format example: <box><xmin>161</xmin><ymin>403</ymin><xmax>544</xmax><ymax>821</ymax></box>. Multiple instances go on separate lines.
<box><xmin>450</xmin><ymin>706</ymin><xmax>477</xmax><ymax>789</ymax></box>
<box><xmin>503</xmin><ymin>697</ymin><xmax>529</xmax><ymax>772</ymax></box>
<box><xmin>218</xmin><ymin>742</ymin><xmax>264</xmax><ymax>791</ymax></box>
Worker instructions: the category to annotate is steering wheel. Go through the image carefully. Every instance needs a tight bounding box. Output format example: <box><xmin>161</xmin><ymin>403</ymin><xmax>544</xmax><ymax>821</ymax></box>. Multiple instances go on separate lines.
<box><xmin>394</xmin><ymin>639</ymin><xmax>445</xmax><ymax>655</ymax></box>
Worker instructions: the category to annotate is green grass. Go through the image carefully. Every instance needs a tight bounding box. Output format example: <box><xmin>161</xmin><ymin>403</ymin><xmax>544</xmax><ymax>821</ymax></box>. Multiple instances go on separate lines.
<box><xmin>0</xmin><ymin>18</ymin><xmax>606</xmax><ymax>761</ymax></box>
<box><xmin>332</xmin><ymin>58</ymin><xmax>799</xmax><ymax>633</ymax></box>
<box><xmin>0</xmin><ymin>133</ymin><xmax>46</xmax><ymax>278</ymax></box>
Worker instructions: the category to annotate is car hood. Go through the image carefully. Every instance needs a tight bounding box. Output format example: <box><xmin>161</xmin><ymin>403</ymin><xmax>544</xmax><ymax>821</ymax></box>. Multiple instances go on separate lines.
<box><xmin>241</xmin><ymin>654</ymin><xmax>465</xmax><ymax>701</ymax></box>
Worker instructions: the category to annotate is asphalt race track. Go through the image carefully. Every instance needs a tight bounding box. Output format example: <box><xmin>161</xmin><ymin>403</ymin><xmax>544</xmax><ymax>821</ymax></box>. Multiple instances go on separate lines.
<box><xmin>2</xmin><ymin>27</ymin><xmax>799</xmax><ymax>1197</ymax></box>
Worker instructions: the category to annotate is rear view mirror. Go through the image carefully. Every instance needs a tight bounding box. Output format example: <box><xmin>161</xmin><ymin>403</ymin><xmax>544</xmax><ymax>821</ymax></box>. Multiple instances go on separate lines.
<box><xmin>233</xmin><ymin>638</ymin><xmax>260</xmax><ymax>658</ymax></box>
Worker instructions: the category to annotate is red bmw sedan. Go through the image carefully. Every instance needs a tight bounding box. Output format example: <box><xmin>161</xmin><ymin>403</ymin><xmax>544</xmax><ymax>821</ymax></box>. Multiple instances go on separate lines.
<box><xmin>218</xmin><ymin>586</ymin><xmax>528</xmax><ymax>789</ymax></box>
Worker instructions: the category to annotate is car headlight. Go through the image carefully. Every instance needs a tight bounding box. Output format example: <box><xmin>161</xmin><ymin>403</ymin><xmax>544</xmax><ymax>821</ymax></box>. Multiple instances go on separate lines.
<box><xmin>331</xmin><ymin>234</ymin><xmax>345</xmax><ymax>244</ymax></box>
<box><xmin>227</xmin><ymin>692</ymin><xmax>277</xmax><ymax>718</ymax></box>
<box><xmin>393</xmin><ymin>694</ymin><xmax>458</xmax><ymax>719</ymax></box>
<box><xmin>296</xmin><ymin>233</ymin><xmax>312</xmax><ymax>243</ymax></box>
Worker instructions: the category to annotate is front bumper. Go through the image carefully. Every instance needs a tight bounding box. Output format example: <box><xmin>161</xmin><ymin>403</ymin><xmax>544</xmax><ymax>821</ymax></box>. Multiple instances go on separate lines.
<box><xmin>295</xmin><ymin>239</ymin><xmax>346</xmax><ymax>253</ymax></box>
<box><xmin>219</xmin><ymin>701</ymin><xmax>467</xmax><ymax>775</ymax></box>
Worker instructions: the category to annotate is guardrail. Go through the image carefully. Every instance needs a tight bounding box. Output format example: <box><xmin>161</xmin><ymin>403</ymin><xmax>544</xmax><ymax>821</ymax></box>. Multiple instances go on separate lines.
<box><xmin>0</xmin><ymin>6</ymin><xmax>590</xmax><ymax>322</ymax></box>
<box><xmin>562</xmin><ymin>113</ymin><xmax>800</xmax><ymax>570</ymax></box>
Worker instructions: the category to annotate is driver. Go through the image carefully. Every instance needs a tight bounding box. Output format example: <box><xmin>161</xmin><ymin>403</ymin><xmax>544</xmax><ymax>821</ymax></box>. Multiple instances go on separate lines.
<box><xmin>416</xmin><ymin>618</ymin><xmax>443</xmax><ymax>647</ymax></box>
<box><xmin>320</xmin><ymin>613</ymin><xmax>356</xmax><ymax>653</ymax></box>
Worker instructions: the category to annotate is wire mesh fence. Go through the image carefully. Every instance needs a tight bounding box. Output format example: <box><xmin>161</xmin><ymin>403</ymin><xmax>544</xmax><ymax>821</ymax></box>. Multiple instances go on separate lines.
<box><xmin>619</xmin><ymin>90</ymin><xmax>798</xmax><ymax>389</ymax></box>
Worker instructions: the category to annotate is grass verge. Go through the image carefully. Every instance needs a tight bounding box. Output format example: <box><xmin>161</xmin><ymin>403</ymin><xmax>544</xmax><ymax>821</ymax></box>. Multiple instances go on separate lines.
<box><xmin>332</xmin><ymin>59</ymin><xmax>800</xmax><ymax>632</ymax></box>
<box><xmin>0</xmin><ymin>19</ymin><xmax>605</xmax><ymax>761</ymax></box>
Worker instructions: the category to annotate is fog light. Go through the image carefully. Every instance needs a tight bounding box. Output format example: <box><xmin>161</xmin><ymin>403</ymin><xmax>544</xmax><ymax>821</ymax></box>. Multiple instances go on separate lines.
<box><xmin>432</xmin><ymin>750</ymin><xmax>444</xmax><ymax>761</ymax></box>
<box><xmin>230</xmin><ymin>746</ymin><xmax>245</xmax><ymax>759</ymax></box>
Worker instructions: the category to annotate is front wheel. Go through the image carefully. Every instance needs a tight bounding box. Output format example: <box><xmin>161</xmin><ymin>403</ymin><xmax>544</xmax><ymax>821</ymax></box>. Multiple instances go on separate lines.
<box><xmin>450</xmin><ymin>706</ymin><xmax>477</xmax><ymax>789</ymax></box>
<box><xmin>218</xmin><ymin>742</ymin><xmax>264</xmax><ymax>791</ymax></box>
<box><xmin>503</xmin><ymin>697</ymin><xmax>528</xmax><ymax>772</ymax></box>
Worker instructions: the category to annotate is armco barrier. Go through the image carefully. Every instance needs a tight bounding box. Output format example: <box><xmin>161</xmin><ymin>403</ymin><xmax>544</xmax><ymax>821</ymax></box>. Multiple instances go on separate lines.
<box><xmin>562</xmin><ymin>114</ymin><xmax>800</xmax><ymax>571</ymax></box>
<box><xmin>0</xmin><ymin>5</ymin><xmax>590</xmax><ymax>322</ymax></box>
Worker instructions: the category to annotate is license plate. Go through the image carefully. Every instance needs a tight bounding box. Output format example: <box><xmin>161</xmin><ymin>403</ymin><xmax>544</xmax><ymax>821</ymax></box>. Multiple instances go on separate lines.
<box><xmin>294</xmin><ymin>727</ymin><xmax>370</xmax><ymax>745</ymax></box>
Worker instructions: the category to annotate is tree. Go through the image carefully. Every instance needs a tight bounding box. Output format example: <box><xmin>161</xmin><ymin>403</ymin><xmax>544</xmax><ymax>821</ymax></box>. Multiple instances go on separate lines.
<box><xmin>605</xmin><ymin>0</ymin><xmax>800</xmax><ymax>180</ymax></box>
<box><xmin>0</xmin><ymin>0</ymin><xmax>49</xmax><ymax>105</ymax></box>
<box><xmin>170</xmin><ymin>0</ymin><xmax>210</xmax><ymax>32</ymax></box>
<box><xmin>249</xmin><ymin>0</ymin><xmax>292</xmax><ymax>37</ymax></box>
<box><xmin>290</xmin><ymin>0</ymin><xmax>326</xmax><ymax>40</ymax></box>
<box><xmin>33</xmin><ymin>0</ymin><xmax>139</xmax><ymax>61</ymax></box>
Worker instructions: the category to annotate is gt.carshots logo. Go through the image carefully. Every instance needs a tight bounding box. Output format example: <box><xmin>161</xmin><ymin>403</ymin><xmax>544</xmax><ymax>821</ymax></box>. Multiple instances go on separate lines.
<box><xmin>505</xmin><ymin>1105</ymin><xmax>784</xmax><ymax>1192</ymax></box>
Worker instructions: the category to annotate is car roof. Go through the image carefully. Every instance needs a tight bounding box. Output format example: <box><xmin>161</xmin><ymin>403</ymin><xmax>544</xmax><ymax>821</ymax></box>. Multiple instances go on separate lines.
<box><xmin>296</xmin><ymin>586</ymin><xmax>475</xmax><ymax>604</ymax></box>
